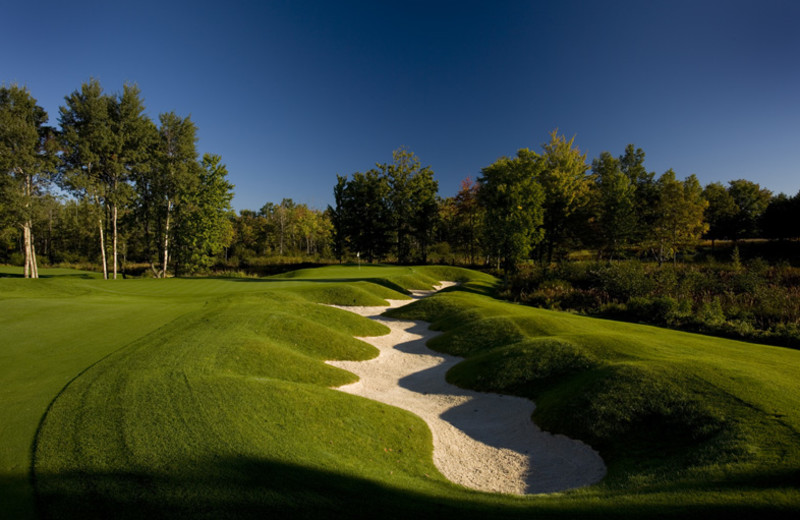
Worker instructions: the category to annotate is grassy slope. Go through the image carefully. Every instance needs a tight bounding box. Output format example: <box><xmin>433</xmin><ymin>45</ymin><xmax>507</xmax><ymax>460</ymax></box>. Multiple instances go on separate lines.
<box><xmin>0</xmin><ymin>265</ymin><xmax>487</xmax><ymax>519</ymax></box>
<box><xmin>387</xmin><ymin>289</ymin><xmax>800</xmax><ymax>514</ymax></box>
<box><xmin>3</xmin><ymin>264</ymin><xmax>799</xmax><ymax>518</ymax></box>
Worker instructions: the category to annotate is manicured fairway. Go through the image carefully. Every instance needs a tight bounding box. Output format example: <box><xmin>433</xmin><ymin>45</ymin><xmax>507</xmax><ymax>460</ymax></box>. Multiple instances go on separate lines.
<box><xmin>1</xmin><ymin>265</ymin><xmax>799</xmax><ymax>519</ymax></box>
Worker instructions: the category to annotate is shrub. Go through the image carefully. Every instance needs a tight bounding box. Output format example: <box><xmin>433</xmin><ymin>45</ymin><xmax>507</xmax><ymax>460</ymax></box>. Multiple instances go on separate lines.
<box><xmin>698</xmin><ymin>298</ymin><xmax>726</xmax><ymax>327</ymax></box>
<box><xmin>626</xmin><ymin>296</ymin><xmax>679</xmax><ymax>325</ymax></box>
<box><xmin>594</xmin><ymin>261</ymin><xmax>655</xmax><ymax>302</ymax></box>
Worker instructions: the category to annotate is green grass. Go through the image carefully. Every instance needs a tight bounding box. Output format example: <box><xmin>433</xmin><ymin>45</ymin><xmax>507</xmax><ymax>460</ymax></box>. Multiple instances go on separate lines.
<box><xmin>2</xmin><ymin>264</ymin><xmax>799</xmax><ymax>518</ymax></box>
<box><xmin>387</xmin><ymin>290</ymin><xmax>800</xmax><ymax>511</ymax></box>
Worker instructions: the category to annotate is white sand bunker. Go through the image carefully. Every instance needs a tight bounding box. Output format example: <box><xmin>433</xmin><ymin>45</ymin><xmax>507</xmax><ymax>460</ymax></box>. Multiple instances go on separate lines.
<box><xmin>327</xmin><ymin>283</ymin><xmax>606</xmax><ymax>495</ymax></box>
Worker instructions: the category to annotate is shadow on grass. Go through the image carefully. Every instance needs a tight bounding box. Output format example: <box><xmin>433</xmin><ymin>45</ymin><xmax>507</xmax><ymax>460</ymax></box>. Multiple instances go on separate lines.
<box><xmin>27</xmin><ymin>457</ymin><xmax>800</xmax><ymax>520</ymax></box>
<box><xmin>0</xmin><ymin>473</ymin><xmax>36</xmax><ymax>520</ymax></box>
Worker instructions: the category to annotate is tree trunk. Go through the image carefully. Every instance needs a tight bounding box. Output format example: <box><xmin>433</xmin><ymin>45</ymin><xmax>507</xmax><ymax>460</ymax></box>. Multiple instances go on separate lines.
<box><xmin>31</xmin><ymin>242</ymin><xmax>38</xmax><ymax>278</ymax></box>
<box><xmin>21</xmin><ymin>173</ymin><xmax>39</xmax><ymax>278</ymax></box>
<box><xmin>112</xmin><ymin>202</ymin><xmax>118</xmax><ymax>280</ymax></box>
<box><xmin>99</xmin><ymin>217</ymin><xmax>108</xmax><ymax>280</ymax></box>
<box><xmin>162</xmin><ymin>200</ymin><xmax>172</xmax><ymax>278</ymax></box>
<box><xmin>23</xmin><ymin>224</ymin><xmax>31</xmax><ymax>278</ymax></box>
<box><xmin>279</xmin><ymin>211</ymin><xmax>285</xmax><ymax>256</ymax></box>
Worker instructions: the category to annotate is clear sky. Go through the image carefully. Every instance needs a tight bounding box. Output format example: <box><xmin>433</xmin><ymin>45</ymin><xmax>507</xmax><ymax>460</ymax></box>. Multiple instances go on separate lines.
<box><xmin>3</xmin><ymin>0</ymin><xmax>799</xmax><ymax>211</ymax></box>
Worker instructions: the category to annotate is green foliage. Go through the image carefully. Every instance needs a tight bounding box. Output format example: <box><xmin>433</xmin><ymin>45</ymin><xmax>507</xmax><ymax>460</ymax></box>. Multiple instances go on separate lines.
<box><xmin>437</xmin><ymin>178</ymin><xmax>484</xmax><ymax>265</ymax></box>
<box><xmin>539</xmin><ymin>130</ymin><xmax>592</xmax><ymax>261</ymax></box>
<box><xmin>477</xmin><ymin>149</ymin><xmax>545</xmax><ymax>273</ymax></box>
<box><xmin>0</xmin><ymin>83</ymin><xmax>56</xmax><ymax>276</ymax></box>
<box><xmin>381</xmin><ymin>148</ymin><xmax>439</xmax><ymax>263</ymax></box>
<box><xmin>727</xmin><ymin>179</ymin><xmax>772</xmax><ymax>239</ymax></box>
<box><xmin>702</xmin><ymin>182</ymin><xmax>737</xmax><ymax>242</ymax></box>
<box><xmin>761</xmin><ymin>191</ymin><xmax>800</xmax><ymax>239</ymax></box>
<box><xmin>333</xmin><ymin>170</ymin><xmax>392</xmax><ymax>261</ymax></box>
<box><xmin>58</xmin><ymin>80</ymin><xmax>154</xmax><ymax>278</ymax></box>
<box><xmin>507</xmin><ymin>260</ymin><xmax>800</xmax><ymax>349</ymax></box>
<box><xmin>332</xmin><ymin>149</ymin><xmax>439</xmax><ymax>264</ymax></box>
<box><xmin>592</xmin><ymin>152</ymin><xmax>636</xmax><ymax>258</ymax></box>
<box><xmin>171</xmin><ymin>154</ymin><xmax>234</xmax><ymax>274</ymax></box>
<box><xmin>619</xmin><ymin>144</ymin><xmax>659</xmax><ymax>245</ymax></box>
<box><xmin>647</xmin><ymin>171</ymin><xmax>708</xmax><ymax>264</ymax></box>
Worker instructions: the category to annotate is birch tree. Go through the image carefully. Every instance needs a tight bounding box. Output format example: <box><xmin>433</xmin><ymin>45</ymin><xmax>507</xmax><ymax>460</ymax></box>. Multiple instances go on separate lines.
<box><xmin>151</xmin><ymin>112</ymin><xmax>200</xmax><ymax>277</ymax></box>
<box><xmin>107</xmin><ymin>84</ymin><xmax>154</xmax><ymax>278</ymax></box>
<box><xmin>0</xmin><ymin>85</ymin><xmax>55</xmax><ymax>277</ymax></box>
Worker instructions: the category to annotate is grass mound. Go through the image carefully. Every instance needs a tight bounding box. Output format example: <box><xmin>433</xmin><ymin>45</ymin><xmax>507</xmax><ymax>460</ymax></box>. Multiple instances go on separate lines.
<box><xmin>388</xmin><ymin>287</ymin><xmax>800</xmax><ymax>497</ymax></box>
<box><xmin>290</xmin><ymin>281</ymin><xmax>410</xmax><ymax>306</ymax></box>
<box><xmin>3</xmin><ymin>265</ymin><xmax>799</xmax><ymax>518</ymax></box>
<box><xmin>446</xmin><ymin>337</ymin><xmax>600</xmax><ymax>396</ymax></box>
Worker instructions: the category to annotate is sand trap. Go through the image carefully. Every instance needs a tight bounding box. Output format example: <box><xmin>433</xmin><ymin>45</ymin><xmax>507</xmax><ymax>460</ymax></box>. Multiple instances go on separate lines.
<box><xmin>327</xmin><ymin>283</ymin><xmax>606</xmax><ymax>495</ymax></box>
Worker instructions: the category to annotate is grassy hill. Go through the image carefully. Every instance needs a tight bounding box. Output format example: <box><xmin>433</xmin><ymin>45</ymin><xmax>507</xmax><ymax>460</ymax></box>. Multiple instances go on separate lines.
<box><xmin>1</xmin><ymin>265</ymin><xmax>798</xmax><ymax>518</ymax></box>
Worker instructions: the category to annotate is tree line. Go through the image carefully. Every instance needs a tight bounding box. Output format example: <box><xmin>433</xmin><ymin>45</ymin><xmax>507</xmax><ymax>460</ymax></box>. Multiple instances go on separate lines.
<box><xmin>1</xmin><ymin>81</ymin><xmax>235</xmax><ymax>278</ymax></box>
<box><xmin>332</xmin><ymin>131</ymin><xmax>799</xmax><ymax>273</ymax></box>
<box><xmin>4</xmin><ymin>81</ymin><xmax>799</xmax><ymax>278</ymax></box>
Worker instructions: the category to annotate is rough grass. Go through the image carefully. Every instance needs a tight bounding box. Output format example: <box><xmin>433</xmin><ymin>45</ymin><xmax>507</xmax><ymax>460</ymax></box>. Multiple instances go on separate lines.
<box><xmin>2</xmin><ymin>264</ymin><xmax>799</xmax><ymax>519</ymax></box>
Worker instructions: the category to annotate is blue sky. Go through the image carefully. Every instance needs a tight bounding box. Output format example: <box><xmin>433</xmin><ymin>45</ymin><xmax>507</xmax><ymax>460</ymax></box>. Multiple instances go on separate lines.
<box><xmin>3</xmin><ymin>0</ymin><xmax>799</xmax><ymax>211</ymax></box>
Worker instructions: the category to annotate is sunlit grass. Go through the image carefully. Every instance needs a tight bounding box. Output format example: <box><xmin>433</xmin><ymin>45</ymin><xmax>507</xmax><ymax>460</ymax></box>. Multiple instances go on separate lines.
<box><xmin>1</xmin><ymin>264</ymin><xmax>798</xmax><ymax>518</ymax></box>
<box><xmin>388</xmin><ymin>290</ymin><xmax>800</xmax><ymax>504</ymax></box>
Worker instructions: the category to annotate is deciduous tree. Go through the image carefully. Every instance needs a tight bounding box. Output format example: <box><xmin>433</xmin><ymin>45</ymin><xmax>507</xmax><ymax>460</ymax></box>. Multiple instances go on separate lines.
<box><xmin>592</xmin><ymin>151</ymin><xmax>636</xmax><ymax>259</ymax></box>
<box><xmin>478</xmin><ymin>149</ymin><xmax>544</xmax><ymax>273</ymax></box>
<box><xmin>619</xmin><ymin>144</ymin><xmax>658</xmax><ymax>244</ymax></box>
<box><xmin>0</xmin><ymin>84</ymin><xmax>56</xmax><ymax>277</ymax></box>
<box><xmin>702</xmin><ymin>182</ymin><xmax>737</xmax><ymax>246</ymax></box>
<box><xmin>727</xmin><ymin>179</ymin><xmax>772</xmax><ymax>240</ymax></box>
<box><xmin>171</xmin><ymin>153</ymin><xmax>234</xmax><ymax>274</ymax></box>
<box><xmin>648</xmin><ymin>170</ymin><xmax>708</xmax><ymax>264</ymax></box>
<box><xmin>380</xmin><ymin>148</ymin><xmax>438</xmax><ymax>263</ymax></box>
<box><xmin>151</xmin><ymin>112</ymin><xmax>200</xmax><ymax>277</ymax></box>
<box><xmin>539</xmin><ymin>130</ymin><xmax>591</xmax><ymax>262</ymax></box>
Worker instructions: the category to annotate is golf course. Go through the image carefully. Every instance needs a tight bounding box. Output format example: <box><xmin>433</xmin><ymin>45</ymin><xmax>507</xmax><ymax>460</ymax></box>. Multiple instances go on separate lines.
<box><xmin>1</xmin><ymin>264</ymin><xmax>799</xmax><ymax>519</ymax></box>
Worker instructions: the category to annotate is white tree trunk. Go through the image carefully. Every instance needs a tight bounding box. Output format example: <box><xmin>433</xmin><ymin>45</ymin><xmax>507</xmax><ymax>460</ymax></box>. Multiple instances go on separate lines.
<box><xmin>99</xmin><ymin>217</ymin><xmax>108</xmax><ymax>280</ymax></box>
<box><xmin>23</xmin><ymin>224</ymin><xmax>31</xmax><ymax>278</ymax></box>
<box><xmin>31</xmin><ymin>241</ymin><xmax>38</xmax><ymax>278</ymax></box>
<box><xmin>162</xmin><ymin>200</ymin><xmax>171</xmax><ymax>278</ymax></box>
<box><xmin>112</xmin><ymin>202</ymin><xmax>118</xmax><ymax>280</ymax></box>
<box><xmin>21</xmin><ymin>173</ymin><xmax>39</xmax><ymax>278</ymax></box>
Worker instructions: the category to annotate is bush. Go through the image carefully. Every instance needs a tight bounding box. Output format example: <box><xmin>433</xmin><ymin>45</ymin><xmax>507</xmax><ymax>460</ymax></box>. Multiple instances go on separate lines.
<box><xmin>504</xmin><ymin>258</ymin><xmax>800</xmax><ymax>350</ymax></box>
<box><xmin>698</xmin><ymin>298</ymin><xmax>726</xmax><ymax>327</ymax></box>
<box><xmin>593</xmin><ymin>261</ymin><xmax>655</xmax><ymax>302</ymax></box>
<box><xmin>626</xmin><ymin>296</ymin><xmax>679</xmax><ymax>325</ymax></box>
